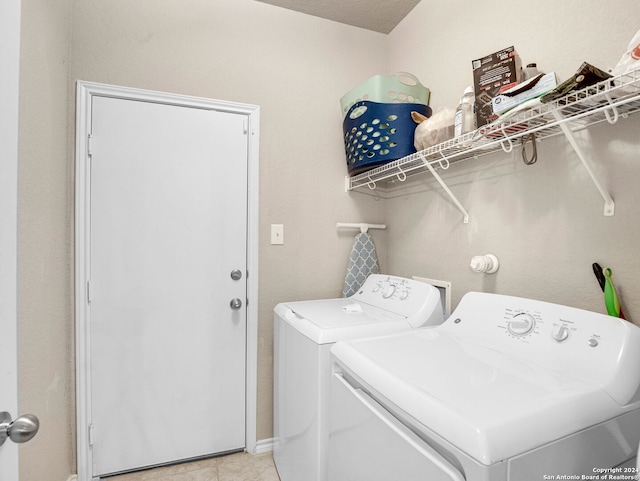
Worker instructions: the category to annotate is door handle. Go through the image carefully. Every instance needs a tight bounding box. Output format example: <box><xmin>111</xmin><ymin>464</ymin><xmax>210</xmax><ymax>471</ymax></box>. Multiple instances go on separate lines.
<box><xmin>230</xmin><ymin>269</ymin><xmax>243</xmax><ymax>281</ymax></box>
<box><xmin>0</xmin><ymin>411</ymin><xmax>39</xmax><ymax>446</ymax></box>
<box><xmin>230</xmin><ymin>298</ymin><xmax>243</xmax><ymax>310</ymax></box>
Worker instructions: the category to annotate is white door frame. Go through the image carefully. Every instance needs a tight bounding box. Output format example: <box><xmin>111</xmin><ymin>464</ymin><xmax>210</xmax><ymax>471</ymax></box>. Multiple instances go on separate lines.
<box><xmin>0</xmin><ymin>0</ymin><xmax>21</xmax><ymax>478</ymax></box>
<box><xmin>75</xmin><ymin>81</ymin><xmax>260</xmax><ymax>481</ymax></box>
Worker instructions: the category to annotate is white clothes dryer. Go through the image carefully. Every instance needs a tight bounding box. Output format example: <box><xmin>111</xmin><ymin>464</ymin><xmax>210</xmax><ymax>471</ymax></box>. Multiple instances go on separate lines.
<box><xmin>329</xmin><ymin>291</ymin><xmax>640</xmax><ymax>481</ymax></box>
<box><xmin>273</xmin><ymin>274</ymin><xmax>444</xmax><ymax>481</ymax></box>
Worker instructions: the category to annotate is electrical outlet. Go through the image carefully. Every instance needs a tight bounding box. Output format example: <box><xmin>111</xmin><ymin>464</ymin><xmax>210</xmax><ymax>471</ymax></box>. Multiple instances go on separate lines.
<box><xmin>271</xmin><ymin>224</ymin><xmax>284</xmax><ymax>245</ymax></box>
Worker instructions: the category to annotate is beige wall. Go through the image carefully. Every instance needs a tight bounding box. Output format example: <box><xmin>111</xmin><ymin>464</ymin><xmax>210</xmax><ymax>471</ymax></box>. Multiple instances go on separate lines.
<box><xmin>16</xmin><ymin>0</ymin><xmax>640</xmax><ymax>480</ymax></box>
<box><xmin>18</xmin><ymin>0</ymin><xmax>74</xmax><ymax>480</ymax></box>
<box><xmin>18</xmin><ymin>0</ymin><xmax>386</xmax><ymax>479</ymax></box>
<box><xmin>384</xmin><ymin>0</ymin><xmax>640</xmax><ymax>318</ymax></box>
<box><xmin>68</xmin><ymin>0</ymin><xmax>388</xmax><ymax>445</ymax></box>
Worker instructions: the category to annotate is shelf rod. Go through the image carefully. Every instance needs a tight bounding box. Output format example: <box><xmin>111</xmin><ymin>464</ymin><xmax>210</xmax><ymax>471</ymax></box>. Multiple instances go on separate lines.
<box><xmin>551</xmin><ymin>110</ymin><xmax>615</xmax><ymax>216</ymax></box>
<box><xmin>418</xmin><ymin>153</ymin><xmax>469</xmax><ymax>224</ymax></box>
<box><xmin>336</xmin><ymin>222</ymin><xmax>386</xmax><ymax>233</ymax></box>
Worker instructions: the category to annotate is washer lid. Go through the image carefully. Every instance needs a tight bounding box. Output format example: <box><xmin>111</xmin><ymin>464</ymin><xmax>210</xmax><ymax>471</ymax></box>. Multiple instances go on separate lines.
<box><xmin>275</xmin><ymin>299</ymin><xmax>408</xmax><ymax>344</ymax></box>
<box><xmin>331</xmin><ymin>328</ymin><xmax>626</xmax><ymax>465</ymax></box>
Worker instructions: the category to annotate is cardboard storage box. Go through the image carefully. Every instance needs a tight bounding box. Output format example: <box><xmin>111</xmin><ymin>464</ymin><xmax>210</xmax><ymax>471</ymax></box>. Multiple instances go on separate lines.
<box><xmin>472</xmin><ymin>46</ymin><xmax>521</xmax><ymax>127</ymax></box>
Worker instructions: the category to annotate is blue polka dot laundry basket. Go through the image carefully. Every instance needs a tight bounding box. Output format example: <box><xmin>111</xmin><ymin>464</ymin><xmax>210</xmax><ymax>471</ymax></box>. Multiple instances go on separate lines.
<box><xmin>340</xmin><ymin>72</ymin><xmax>431</xmax><ymax>116</ymax></box>
<box><xmin>343</xmin><ymin>101</ymin><xmax>432</xmax><ymax>176</ymax></box>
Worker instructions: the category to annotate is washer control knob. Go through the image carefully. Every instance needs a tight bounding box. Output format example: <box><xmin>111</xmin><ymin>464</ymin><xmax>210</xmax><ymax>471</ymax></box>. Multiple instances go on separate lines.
<box><xmin>382</xmin><ymin>284</ymin><xmax>396</xmax><ymax>299</ymax></box>
<box><xmin>552</xmin><ymin>325</ymin><xmax>570</xmax><ymax>342</ymax></box>
<box><xmin>507</xmin><ymin>312</ymin><xmax>535</xmax><ymax>336</ymax></box>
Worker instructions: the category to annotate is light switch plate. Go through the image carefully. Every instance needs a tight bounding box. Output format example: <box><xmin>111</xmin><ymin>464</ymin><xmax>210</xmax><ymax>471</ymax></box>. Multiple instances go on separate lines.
<box><xmin>271</xmin><ymin>224</ymin><xmax>284</xmax><ymax>245</ymax></box>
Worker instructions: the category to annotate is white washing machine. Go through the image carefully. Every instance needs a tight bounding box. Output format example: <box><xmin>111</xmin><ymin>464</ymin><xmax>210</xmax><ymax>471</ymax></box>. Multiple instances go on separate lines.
<box><xmin>329</xmin><ymin>291</ymin><xmax>640</xmax><ymax>480</ymax></box>
<box><xmin>273</xmin><ymin>274</ymin><xmax>444</xmax><ymax>481</ymax></box>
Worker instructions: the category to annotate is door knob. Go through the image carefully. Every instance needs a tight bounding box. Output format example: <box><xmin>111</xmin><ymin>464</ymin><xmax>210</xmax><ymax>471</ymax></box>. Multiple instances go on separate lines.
<box><xmin>230</xmin><ymin>298</ymin><xmax>243</xmax><ymax>309</ymax></box>
<box><xmin>230</xmin><ymin>269</ymin><xmax>243</xmax><ymax>281</ymax></box>
<box><xmin>0</xmin><ymin>411</ymin><xmax>39</xmax><ymax>446</ymax></box>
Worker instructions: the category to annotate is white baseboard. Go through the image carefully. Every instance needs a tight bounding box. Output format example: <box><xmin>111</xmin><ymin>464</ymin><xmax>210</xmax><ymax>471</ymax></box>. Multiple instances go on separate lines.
<box><xmin>254</xmin><ymin>437</ymin><xmax>275</xmax><ymax>454</ymax></box>
<box><xmin>65</xmin><ymin>441</ymin><xmax>274</xmax><ymax>481</ymax></box>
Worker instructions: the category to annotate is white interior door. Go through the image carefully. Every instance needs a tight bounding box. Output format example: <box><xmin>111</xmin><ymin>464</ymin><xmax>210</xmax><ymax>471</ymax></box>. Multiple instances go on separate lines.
<box><xmin>0</xmin><ymin>0</ymin><xmax>21</xmax><ymax>478</ymax></box>
<box><xmin>88</xmin><ymin>95</ymin><xmax>249</xmax><ymax>477</ymax></box>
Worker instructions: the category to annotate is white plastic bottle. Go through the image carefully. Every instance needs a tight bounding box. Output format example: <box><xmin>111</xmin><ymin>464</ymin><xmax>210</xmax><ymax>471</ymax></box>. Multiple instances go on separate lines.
<box><xmin>522</xmin><ymin>63</ymin><xmax>540</xmax><ymax>81</ymax></box>
<box><xmin>454</xmin><ymin>86</ymin><xmax>476</xmax><ymax>137</ymax></box>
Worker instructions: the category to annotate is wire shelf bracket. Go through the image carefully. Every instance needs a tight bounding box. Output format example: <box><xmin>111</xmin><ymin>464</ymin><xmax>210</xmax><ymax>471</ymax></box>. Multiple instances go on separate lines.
<box><xmin>419</xmin><ymin>153</ymin><xmax>469</xmax><ymax>224</ymax></box>
<box><xmin>551</xmin><ymin>109</ymin><xmax>615</xmax><ymax>216</ymax></box>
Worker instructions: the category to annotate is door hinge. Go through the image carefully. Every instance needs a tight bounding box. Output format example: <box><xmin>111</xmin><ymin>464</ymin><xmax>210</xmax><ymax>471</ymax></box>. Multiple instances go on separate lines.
<box><xmin>88</xmin><ymin>423</ymin><xmax>94</xmax><ymax>446</ymax></box>
<box><xmin>87</xmin><ymin>280</ymin><xmax>92</xmax><ymax>304</ymax></box>
<box><xmin>87</xmin><ymin>134</ymin><xmax>94</xmax><ymax>157</ymax></box>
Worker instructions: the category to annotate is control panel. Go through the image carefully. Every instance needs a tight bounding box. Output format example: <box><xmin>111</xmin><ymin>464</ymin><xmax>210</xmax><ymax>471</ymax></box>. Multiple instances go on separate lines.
<box><xmin>440</xmin><ymin>291</ymin><xmax>640</xmax><ymax>406</ymax></box>
<box><xmin>501</xmin><ymin>306</ymin><xmax>589</xmax><ymax>346</ymax></box>
<box><xmin>372</xmin><ymin>277</ymin><xmax>411</xmax><ymax>301</ymax></box>
<box><xmin>353</xmin><ymin>275</ymin><xmax>415</xmax><ymax>303</ymax></box>
<box><xmin>351</xmin><ymin>275</ymin><xmax>444</xmax><ymax>328</ymax></box>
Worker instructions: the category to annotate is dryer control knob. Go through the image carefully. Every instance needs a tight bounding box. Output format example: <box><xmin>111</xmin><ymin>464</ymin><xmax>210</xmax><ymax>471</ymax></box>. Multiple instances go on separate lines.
<box><xmin>507</xmin><ymin>312</ymin><xmax>535</xmax><ymax>336</ymax></box>
<box><xmin>552</xmin><ymin>325</ymin><xmax>570</xmax><ymax>342</ymax></box>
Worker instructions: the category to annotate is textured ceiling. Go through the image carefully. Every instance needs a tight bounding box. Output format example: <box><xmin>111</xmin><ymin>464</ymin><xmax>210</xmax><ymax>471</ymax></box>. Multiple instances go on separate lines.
<box><xmin>255</xmin><ymin>0</ymin><xmax>421</xmax><ymax>34</ymax></box>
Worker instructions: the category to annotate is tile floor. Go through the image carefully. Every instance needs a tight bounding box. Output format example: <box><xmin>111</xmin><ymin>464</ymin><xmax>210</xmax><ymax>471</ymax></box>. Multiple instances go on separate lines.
<box><xmin>108</xmin><ymin>452</ymin><xmax>280</xmax><ymax>481</ymax></box>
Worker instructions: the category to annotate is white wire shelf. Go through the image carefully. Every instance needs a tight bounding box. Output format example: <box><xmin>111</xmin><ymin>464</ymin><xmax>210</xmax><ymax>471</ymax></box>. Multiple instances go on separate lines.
<box><xmin>346</xmin><ymin>70</ymin><xmax>640</xmax><ymax>203</ymax></box>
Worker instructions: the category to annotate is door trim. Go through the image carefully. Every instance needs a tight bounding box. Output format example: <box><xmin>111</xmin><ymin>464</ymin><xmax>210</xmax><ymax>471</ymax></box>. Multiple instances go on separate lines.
<box><xmin>74</xmin><ymin>81</ymin><xmax>260</xmax><ymax>481</ymax></box>
<box><xmin>0</xmin><ymin>0</ymin><xmax>21</xmax><ymax>478</ymax></box>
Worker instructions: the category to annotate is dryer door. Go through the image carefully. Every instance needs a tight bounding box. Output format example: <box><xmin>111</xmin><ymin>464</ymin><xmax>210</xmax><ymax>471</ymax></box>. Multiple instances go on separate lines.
<box><xmin>328</xmin><ymin>373</ymin><xmax>464</xmax><ymax>481</ymax></box>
